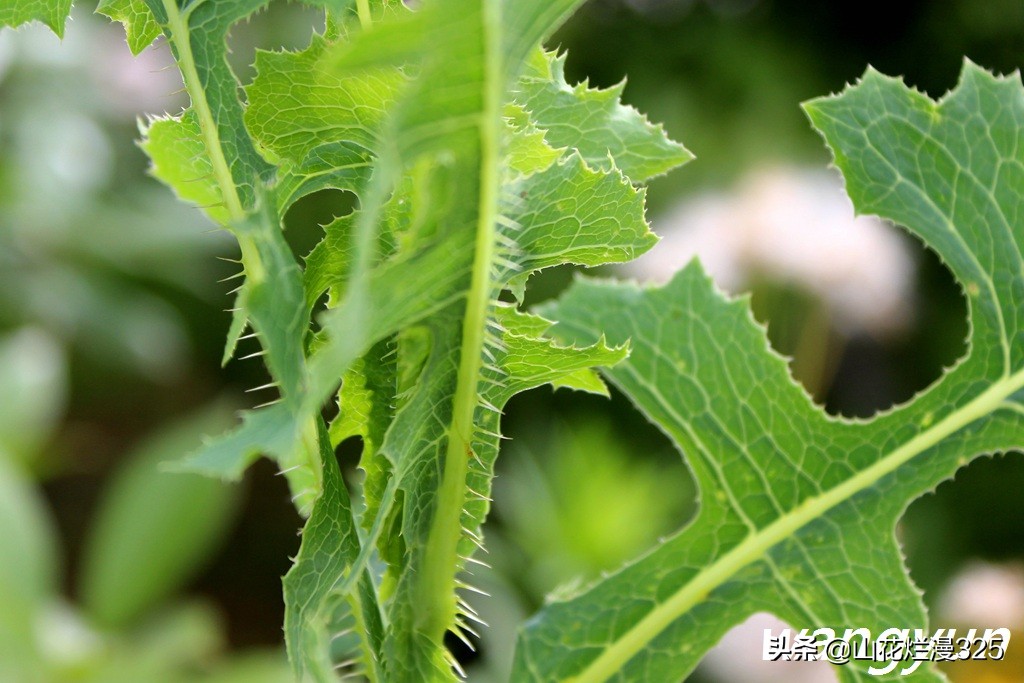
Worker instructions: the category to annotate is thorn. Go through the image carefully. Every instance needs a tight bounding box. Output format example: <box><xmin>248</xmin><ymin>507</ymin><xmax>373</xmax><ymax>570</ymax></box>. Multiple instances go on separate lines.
<box><xmin>478</xmin><ymin>374</ymin><xmax>504</xmax><ymax>388</ymax></box>
<box><xmin>464</xmin><ymin>486</ymin><xmax>492</xmax><ymax>502</ymax></box>
<box><xmin>456</xmin><ymin>581</ymin><xmax>491</xmax><ymax>597</ymax></box>
<box><xmin>239</xmin><ymin>349</ymin><xmax>268</xmax><ymax>360</ymax></box>
<box><xmin>449</xmin><ymin>627</ymin><xmax>476</xmax><ymax>652</ymax></box>
<box><xmin>455</xmin><ymin>614</ymin><xmax>483</xmax><ymax>639</ymax></box>
<box><xmin>492</xmin><ymin>255</ymin><xmax>520</xmax><ymax>271</ymax></box>
<box><xmin>448</xmin><ymin>654</ymin><xmax>467</xmax><ymax>679</ymax></box>
<box><xmin>495</xmin><ymin>215</ymin><xmax>521</xmax><ymax>229</ymax></box>
<box><xmin>456</xmin><ymin>598</ymin><xmax>480</xmax><ymax>617</ymax></box>
<box><xmin>481</xmin><ymin>345</ymin><xmax>498</xmax><ymax>364</ymax></box>
<box><xmin>246</xmin><ymin>381</ymin><xmax>279</xmax><ymax>393</ymax></box>
<box><xmin>457</xmin><ymin>608</ymin><xmax>488</xmax><ymax>628</ymax></box>
<box><xmin>495</xmin><ymin>232</ymin><xmax>519</xmax><ymax>248</ymax></box>
<box><xmin>254</xmin><ymin>398</ymin><xmax>282</xmax><ymax>409</ymax></box>
<box><xmin>290</xmin><ymin>487</ymin><xmax>313</xmax><ymax>504</ymax></box>
<box><xmin>477</xmin><ymin>398</ymin><xmax>503</xmax><ymax>414</ymax></box>
<box><xmin>460</xmin><ymin>532</ymin><xmax>487</xmax><ymax>554</ymax></box>
<box><xmin>459</xmin><ymin>555</ymin><xmax>492</xmax><ymax>569</ymax></box>
<box><xmin>276</xmin><ymin>464</ymin><xmax>302</xmax><ymax>476</ymax></box>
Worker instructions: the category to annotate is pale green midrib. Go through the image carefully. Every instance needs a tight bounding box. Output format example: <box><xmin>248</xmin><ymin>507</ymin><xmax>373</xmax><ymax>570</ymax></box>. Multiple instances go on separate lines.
<box><xmin>356</xmin><ymin>0</ymin><xmax>372</xmax><ymax>29</ymax></box>
<box><xmin>159</xmin><ymin>0</ymin><xmax>264</xmax><ymax>279</ymax></box>
<box><xmin>569</xmin><ymin>367</ymin><xmax>1024</xmax><ymax>683</ymax></box>
<box><xmin>416</xmin><ymin>0</ymin><xmax>503</xmax><ymax>642</ymax></box>
<box><xmin>161</xmin><ymin>0</ymin><xmax>242</xmax><ymax>222</ymax></box>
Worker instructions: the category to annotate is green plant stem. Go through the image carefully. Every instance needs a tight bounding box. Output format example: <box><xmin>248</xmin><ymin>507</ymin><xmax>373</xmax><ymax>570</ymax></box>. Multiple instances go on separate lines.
<box><xmin>356</xmin><ymin>0</ymin><xmax>373</xmax><ymax>30</ymax></box>
<box><xmin>159</xmin><ymin>0</ymin><xmax>264</xmax><ymax>280</ymax></box>
<box><xmin>415</xmin><ymin>0</ymin><xmax>502</xmax><ymax>642</ymax></box>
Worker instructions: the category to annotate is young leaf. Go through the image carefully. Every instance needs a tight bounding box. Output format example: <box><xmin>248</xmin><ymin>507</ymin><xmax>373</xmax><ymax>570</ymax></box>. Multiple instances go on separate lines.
<box><xmin>515</xmin><ymin>50</ymin><xmax>693</xmax><ymax>182</ymax></box>
<box><xmin>515</xmin><ymin>61</ymin><xmax>1024</xmax><ymax>682</ymax></box>
<box><xmin>244</xmin><ymin>38</ymin><xmax>403</xmax><ymax>211</ymax></box>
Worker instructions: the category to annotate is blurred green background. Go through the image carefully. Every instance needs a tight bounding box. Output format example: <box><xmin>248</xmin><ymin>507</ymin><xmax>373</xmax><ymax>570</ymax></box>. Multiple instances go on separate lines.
<box><xmin>1</xmin><ymin>1</ymin><xmax>1023</xmax><ymax>682</ymax></box>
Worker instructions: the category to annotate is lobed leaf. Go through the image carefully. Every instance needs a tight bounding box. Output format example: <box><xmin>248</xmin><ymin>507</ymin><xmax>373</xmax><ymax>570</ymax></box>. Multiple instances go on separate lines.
<box><xmin>0</xmin><ymin>0</ymin><xmax>72</xmax><ymax>37</ymax></box>
<box><xmin>515</xmin><ymin>49</ymin><xmax>693</xmax><ymax>183</ymax></box>
<box><xmin>141</xmin><ymin>111</ymin><xmax>229</xmax><ymax>226</ymax></box>
<box><xmin>97</xmin><ymin>0</ymin><xmax>160</xmax><ymax>54</ymax></box>
<box><xmin>244</xmin><ymin>38</ymin><xmax>403</xmax><ymax>210</ymax></box>
<box><xmin>515</xmin><ymin>61</ymin><xmax>1024</xmax><ymax>682</ymax></box>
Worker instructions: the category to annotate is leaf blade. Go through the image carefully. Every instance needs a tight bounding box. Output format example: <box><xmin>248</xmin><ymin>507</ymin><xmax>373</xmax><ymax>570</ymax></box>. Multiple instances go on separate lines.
<box><xmin>515</xmin><ymin>61</ymin><xmax>1024</xmax><ymax>681</ymax></box>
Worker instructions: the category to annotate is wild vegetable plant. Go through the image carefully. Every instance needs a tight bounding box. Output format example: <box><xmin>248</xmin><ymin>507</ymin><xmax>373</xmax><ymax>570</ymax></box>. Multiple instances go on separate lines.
<box><xmin>6</xmin><ymin>1</ymin><xmax>1024</xmax><ymax>682</ymax></box>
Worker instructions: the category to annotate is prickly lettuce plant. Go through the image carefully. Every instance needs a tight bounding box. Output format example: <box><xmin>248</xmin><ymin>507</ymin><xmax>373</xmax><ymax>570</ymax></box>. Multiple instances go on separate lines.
<box><xmin>8</xmin><ymin>2</ymin><xmax>1024</xmax><ymax>682</ymax></box>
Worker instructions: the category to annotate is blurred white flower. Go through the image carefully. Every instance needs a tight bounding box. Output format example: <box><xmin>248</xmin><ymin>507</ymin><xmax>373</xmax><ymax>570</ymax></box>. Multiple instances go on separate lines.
<box><xmin>938</xmin><ymin>561</ymin><xmax>1024</xmax><ymax>629</ymax></box>
<box><xmin>0</xmin><ymin>328</ymin><xmax>66</xmax><ymax>464</ymax></box>
<box><xmin>624</xmin><ymin>166</ymin><xmax>917</xmax><ymax>339</ymax></box>
<box><xmin>90</xmin><ymin>29</ymin><xmax>185</xmax><ymax>117</ymax></box>
<box><xmin>0</xmin><ymin>5</ymin><xmax>183</xmax><ymax>117</ymax></box>
<box><xmin>699</xmin><ymin>612</ymin><xmax>837</xmax><ymax>683</ymax></box>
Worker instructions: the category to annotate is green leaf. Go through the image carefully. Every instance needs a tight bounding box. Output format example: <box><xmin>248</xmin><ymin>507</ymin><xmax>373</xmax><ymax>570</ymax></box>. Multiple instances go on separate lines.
<box><xmin>283</xmin><ymin>418</ymin><xmax>385</xmax><ymax>683</ymax></box>
<box><xmin>245</xmin><ymin>38</ymin><xmax>403</xmax><ymax>210</ymax></box>
<box><xmin>122</xmin><ymin>0</ymin><xmax>688</xmax><ymax>677</ymax></box>
<box><xmin>97</xmin><ymin>0</ymin><xmax>161</xmax><ymax>55</ymax></box>
<box><xmin>174</xmin><ymin>403</ymin><xmax>296</xmax><ymax>482</ymax></box>
<box><xmin>499</xmin><ymin>153</ymin><xmax>657</xmax><ymax>289</ymax></box>
<box><xmin>515</xmin><ymin>50</ymin><xmax>693</xmax><ymax>182</ymax></box>
<box><xmin>287</xmin><ymin>1</ymin><xmax>688</xmax><ymax>676</ymax></box>
<box><xmin>141</xmin><ymin>111</ymin><xmax>230</xmax><ymax>225</ymax></box>
<box><xmin>142</xmin><ymin>0</ymin><xmax>274</xmax><ymax>209</ymax></box>
<box><xmin>502</xmin><ymin>0</ymin><xmax>587</xmax><ymax>78</ymax></box>
<box><xmin>328</xmin><ymin>339</ymin><xmax>396</xmax><ymax>543</ymax></box>
<box><xmin>505</xmin><ymin>104</ymin><xmax>563</xmax><ymax>175</ymax></box>
<box><xmin>515</xmin><ymin>61</ymin><xmax>1024</xmax><ymax>682</ymax></box>
<box><xmin>0</xmin><ymin>458</ymin><xmax>59</xmax><ymax>678</ymax></box>
<box><xmin>0</xmin><ymin>0</ymin><xmax>72</xmax><ymax>37</ymax></box>
<box><xmin>235</xmin><ymin>199</ymin><xmax>308</xmax><ymax>401</ymax></box>
<box><xmin>80</xmin><ymin>405</ymin><xmax>241</xmax><ymax>628</ymax></box>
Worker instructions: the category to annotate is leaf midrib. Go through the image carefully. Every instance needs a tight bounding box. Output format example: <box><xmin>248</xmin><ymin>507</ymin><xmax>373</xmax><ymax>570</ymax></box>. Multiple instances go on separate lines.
<box><xmin>568</xmin><ymin>365</ymin><xmax>1024</xmax><ymax>683</ymax></box>
<box><xmin>416</xmin><ymin>0</ymin><xmax>504</xmax><ymax>641</ymax></box>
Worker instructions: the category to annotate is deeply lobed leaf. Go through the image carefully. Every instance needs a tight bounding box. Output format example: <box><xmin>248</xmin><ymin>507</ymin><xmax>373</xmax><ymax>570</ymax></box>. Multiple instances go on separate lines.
<box><xmin>515</xmin><ymin>61</ymin><xmax>1024</xmax><ymax>682</ymax></box>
